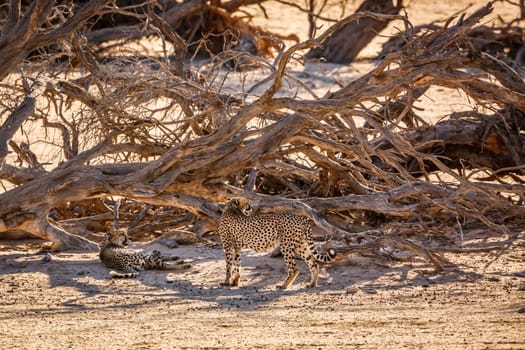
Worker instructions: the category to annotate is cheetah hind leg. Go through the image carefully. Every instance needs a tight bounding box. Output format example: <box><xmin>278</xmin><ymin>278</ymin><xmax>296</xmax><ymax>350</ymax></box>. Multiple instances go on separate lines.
<box><xmin>299</xmin><ymin>247</ymin><xmax>320</xmax><ymax>288</ymax></box>
<box><xmin>163</xmin><ymin>260</ymin><xmax>192</xmax><ymax>270</ymax></box>
<box><xmin>159</xmin><ymin>253</ymin><xmax>181</xmax><ymax>262</ymax></box>
<box><xmin>277</xmin><ymin>249</ymin><xmax>299</xmax><ymax>289</ymax></box>
<box><xmin>158</xmin><ymin>251</ymin><xmax>191</xmax><ymax>270</ymax></box>
<box><xmin>277</xmin><ymin>268</ymin><xmax>298</xmax><ymax>289</ymax></box>
<box><xmin>306</xmin><ymin>263</ymin><xmax>319</xmax><ymax>288</ymax></box>
<box><xmin>146</xmin><ymin>250</ymin><xmax>189</xmax><ymax>270</ymax></box>
<box><xmin>149</xmin><ymin>250</ymin><xmax>180</xmax><ymax>261</ymax></box>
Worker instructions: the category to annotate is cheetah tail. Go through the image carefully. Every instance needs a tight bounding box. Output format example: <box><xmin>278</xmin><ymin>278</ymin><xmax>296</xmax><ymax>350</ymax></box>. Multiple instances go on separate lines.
<box><xmin>311</xmin><ymin>244</ymin><xmax>336</xmax><ymax>263</ymax></box>
<box><xmin>109</xmin><ymin>270</ymin><xmax>138</xmax><ymax>278</ymax></box>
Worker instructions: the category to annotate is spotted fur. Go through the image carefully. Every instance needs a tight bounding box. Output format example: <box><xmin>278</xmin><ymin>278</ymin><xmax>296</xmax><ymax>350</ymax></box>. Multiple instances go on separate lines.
<box><xmin>99</xmin><ymin>229</ymin><xmax>190</xmax><ymax>278</ymax></box>
<box><xmin>218</xmin><ymin>197</ymin><xmax>336</xmax><ymax>289</ymax></box>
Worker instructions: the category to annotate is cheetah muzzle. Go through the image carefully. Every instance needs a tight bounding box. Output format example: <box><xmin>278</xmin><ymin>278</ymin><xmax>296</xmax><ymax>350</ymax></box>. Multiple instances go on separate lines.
<box><xmin>218</xmin><ymin>197</ymin><xmax>336</xmax><ymax>289</ymax></box>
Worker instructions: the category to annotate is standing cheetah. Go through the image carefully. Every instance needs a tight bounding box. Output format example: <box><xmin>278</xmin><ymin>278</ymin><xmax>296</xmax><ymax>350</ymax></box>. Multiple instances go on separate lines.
<box><xmin>218</xmin><ymin>197</ymin><xmax>336</xmax><ymax>289</ymax></box>
<box><xmin>99</xmin><ymin>228</ymin><xmax>191</xmax><ymax>278</ymax></box>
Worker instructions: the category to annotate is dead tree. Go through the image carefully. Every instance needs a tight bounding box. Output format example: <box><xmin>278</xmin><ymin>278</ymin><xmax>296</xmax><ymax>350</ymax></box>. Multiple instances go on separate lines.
<box><xmin>1</xmin><ymin>1</ymin><xmax>525</xmax><ymax>258</ymax></box>
<box><xmin>306</xmin><ymin>0</ymin><xmax>403</xmax><ymax>63</ymax></box>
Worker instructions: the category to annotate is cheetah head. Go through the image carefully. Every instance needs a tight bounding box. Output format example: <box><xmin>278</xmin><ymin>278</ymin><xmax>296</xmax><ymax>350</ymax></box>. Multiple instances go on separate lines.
<box><xmin>226</xmin><ymin>197</ymin><xmax>252</xmax><ymax>216</ymax></box>
<box><xmin>104</xmin><ymin>228</ymin><xmax>130</xmax><ymax>247</ymax></box>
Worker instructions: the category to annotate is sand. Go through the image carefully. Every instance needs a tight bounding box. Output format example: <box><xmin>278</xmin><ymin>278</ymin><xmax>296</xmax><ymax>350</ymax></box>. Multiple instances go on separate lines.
<box><xmin>1</xmin><ymin>234</ymin><xmax>524</xmax><ymax>349</ymax></box>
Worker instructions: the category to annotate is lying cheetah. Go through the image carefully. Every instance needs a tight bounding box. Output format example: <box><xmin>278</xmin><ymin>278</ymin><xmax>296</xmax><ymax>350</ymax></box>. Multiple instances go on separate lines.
<box><xmin>218</xmin><ymin>197</ymin><xmax>336</xmax><ymax>289</ymax></box>
<box><xmin>99</xmin><ymin>228</ymin><xmax>191</xmax><ymax>278</ymax></box>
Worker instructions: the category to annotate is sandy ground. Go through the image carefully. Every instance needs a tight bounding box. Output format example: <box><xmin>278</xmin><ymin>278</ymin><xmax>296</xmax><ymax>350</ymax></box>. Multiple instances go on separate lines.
<box><xmin>1</xmin><ymin>230</ymin><xmax>524</xmax><ymax>349</ymax></box>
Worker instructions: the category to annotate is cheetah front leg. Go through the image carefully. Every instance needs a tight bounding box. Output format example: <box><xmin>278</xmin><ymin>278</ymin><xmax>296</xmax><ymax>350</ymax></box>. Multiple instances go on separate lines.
<box><xmin>220</xmin><ymin>246</ymin><xmax>235</xmax><ymax>286</ymax></box>
<box><xmin>110</xmin><ymin>262</ymin><xmax>140</xmax><ymax>278</ymax></box>
<box><xmin>230</xmin><ymin>247</ymin><xmax>242</xmax><ymax>287</ymax></box>
<box><xmin>221</xmin><ymin>247</ymin><xmax>242</xmax><ymax>287</ymax></box>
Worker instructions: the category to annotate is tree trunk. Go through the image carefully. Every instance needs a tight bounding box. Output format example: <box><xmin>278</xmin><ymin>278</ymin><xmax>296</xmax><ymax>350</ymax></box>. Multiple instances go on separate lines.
<box><xmin>306</xmin><ymin>0</ymin><xmax>402</xmax><ymax>63</ymax></box>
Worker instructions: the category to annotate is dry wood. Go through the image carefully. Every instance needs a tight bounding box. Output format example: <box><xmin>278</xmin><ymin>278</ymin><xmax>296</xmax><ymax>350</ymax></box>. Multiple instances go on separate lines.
<box><xmin>0</xmin><ymin>1</ymin><xmax>524</xmax><ymax>261</ymax></box>
<box><xmin>306</xmin><ymin>0</ymin><xmax>403</xmax><ymax>63</ymax></box>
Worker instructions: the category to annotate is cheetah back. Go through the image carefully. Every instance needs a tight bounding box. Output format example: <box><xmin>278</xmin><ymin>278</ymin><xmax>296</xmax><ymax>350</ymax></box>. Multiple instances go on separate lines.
<box><xmin>220</xmin><ymin>211</ymin><xmax>310</xmax><ymax>251</ymax></box>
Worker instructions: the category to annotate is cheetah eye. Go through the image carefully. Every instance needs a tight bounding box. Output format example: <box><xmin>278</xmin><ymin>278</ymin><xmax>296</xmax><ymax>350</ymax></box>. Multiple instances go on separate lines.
<box><xmin>120</xmin><ymin>234</ymin><xmax>129</xmax><ymax>245</ymax></box>
<box><xmin>242</xmin><ymin>204</ymin><xmax>252</xmax><ymax>215</ymax></box>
